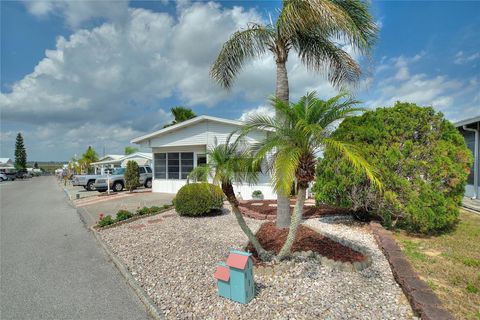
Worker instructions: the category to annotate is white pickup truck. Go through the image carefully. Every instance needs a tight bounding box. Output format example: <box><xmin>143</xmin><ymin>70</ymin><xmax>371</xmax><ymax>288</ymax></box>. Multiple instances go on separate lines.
<box><xmin>72</xmin><ymin>173</ymin><xmax>105</xmax><ymax>191</ymax></box>
<box><xmin>93</xmin><ymin>166</ymin><xmax>153</xmax><ymax>192</ymax></box>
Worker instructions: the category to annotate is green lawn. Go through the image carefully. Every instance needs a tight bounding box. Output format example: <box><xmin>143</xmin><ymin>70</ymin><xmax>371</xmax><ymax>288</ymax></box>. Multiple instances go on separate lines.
<box><xmin>394</xmin><ymin>210</ymin><xmax>480</xmax><ymax>319</ymax></box>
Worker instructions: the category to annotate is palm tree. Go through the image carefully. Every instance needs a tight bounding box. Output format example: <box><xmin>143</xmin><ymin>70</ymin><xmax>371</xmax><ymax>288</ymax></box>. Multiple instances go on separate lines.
<box><xmin>211</xmin><ymin>0</ymin><xmax>378</xmax><ymax>228</ymax></box>
<box><xmin>164</xmin><ymin>106</ymin><xmax>197</xmax><ymax>128</ymax></box>
<box><xmin>243</xmin><ymin>92</ymin><xmax>381</xmax><ymax>259</ymax></box>
<box><xmin>193</xmin><ymin>136</ymin><xmax>271</xmax><ymax>260</ymax></box>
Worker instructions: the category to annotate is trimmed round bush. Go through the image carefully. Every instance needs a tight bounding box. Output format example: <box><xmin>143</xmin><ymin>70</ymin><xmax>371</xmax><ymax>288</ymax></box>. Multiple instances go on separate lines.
<box><xmin>175</xmin><ymin>183</ymin><xmax>224</xmax><ymax>216</ymax></box>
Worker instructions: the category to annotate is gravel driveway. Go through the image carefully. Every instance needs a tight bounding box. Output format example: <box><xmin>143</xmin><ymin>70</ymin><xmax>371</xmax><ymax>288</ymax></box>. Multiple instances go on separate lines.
<box><xmin>99</xmin><ymin>207</ymin><xmax>414</xmax><ymax>319</ymax></box>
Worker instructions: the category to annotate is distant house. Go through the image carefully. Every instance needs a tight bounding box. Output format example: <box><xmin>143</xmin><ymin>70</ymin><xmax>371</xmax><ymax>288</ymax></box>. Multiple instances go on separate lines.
<box><xmin>90</xmin><ymin>154</ymin><xmax>124</xmax><ymax>174</ymax></box>
<box><xmin>455</xmin><ymin>116</ymin><xmax>479</xmax><ymax>199</ymax></box>
<box><xmin>131</xmin><ymin>115</ymin><xmax>276</xmax><ymax>200</ymax></box>
<box><xmin>119</xmin><ymin>152</ymin><xmax>152</xmax><ymax>167</ymax></box>
<box><xmin>0</xmin><ymin>158</ymin><xmax>14</xmax><ymax>169</ymax></box>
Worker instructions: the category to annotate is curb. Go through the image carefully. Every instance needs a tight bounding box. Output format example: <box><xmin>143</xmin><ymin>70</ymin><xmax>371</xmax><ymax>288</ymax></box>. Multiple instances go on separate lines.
<box><xmin>462</xmin><ymin>205</ymin><xmax>480</xmax><ymax>215</ymax></box>
<box><xmin>369</xmin><ymin>222</ymin><xmax>453</xmax><ymax>320</ymax></box>
<box><xmin>89</xmin><ymin>226</ymin><xmax>165</xmax><ymax>320</ymax></box>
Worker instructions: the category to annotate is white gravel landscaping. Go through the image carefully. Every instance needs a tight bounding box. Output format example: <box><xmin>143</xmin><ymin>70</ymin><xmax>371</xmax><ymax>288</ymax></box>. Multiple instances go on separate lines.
<box><xmin>99</xmin><ymin>207</ymin><xmax>414</xmax><ymax>319</ymax></box>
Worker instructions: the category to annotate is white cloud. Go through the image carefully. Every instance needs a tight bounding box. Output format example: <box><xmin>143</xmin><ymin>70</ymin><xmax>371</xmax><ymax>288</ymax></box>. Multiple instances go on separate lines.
<box><xmin>23</xmin><ymin>0</ymin><xmax>130</xmax><ymax>28</ymax></box>
<box><xmin>365</xmin><ymin>53</ymin><xmax>479</xmax><ymax>121</ymax></box>
<box><xmin>454</xmin><ymin>51</ymin><xmax>480</xmax><ymax>65</ymax></box>
<box><xmin>1</xmin><ymin>3</ymin><xmax>274</xmax><ymax>159</ymax></box>
<box><xmin>239</xmin><ymin>105</ymin><xmax>275</xmax><ymax>122</ymax></box>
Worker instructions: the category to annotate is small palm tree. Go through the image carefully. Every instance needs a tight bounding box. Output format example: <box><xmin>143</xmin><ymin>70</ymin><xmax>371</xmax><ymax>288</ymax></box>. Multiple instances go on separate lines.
<box><xmin>243</xmin><ymin>92</ymin><xmax>381</xmax><ymax>259</ymax></box>
<box><xmin>211</xmin><ymin>0</ymin><xmax>377</xmax><ymax>228</ymax></box>
<box><xmin>197</xmin><ymin>136</ymin><xmax>270</xmax><ymax>260</ymax></box>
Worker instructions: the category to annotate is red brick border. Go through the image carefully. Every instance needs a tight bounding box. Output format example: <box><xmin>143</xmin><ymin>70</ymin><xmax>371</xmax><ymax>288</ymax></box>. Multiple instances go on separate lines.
<box><xmin>369</xmin><ymin>222</ymin><xmax>453</xmax><ymax>320</ymax></box>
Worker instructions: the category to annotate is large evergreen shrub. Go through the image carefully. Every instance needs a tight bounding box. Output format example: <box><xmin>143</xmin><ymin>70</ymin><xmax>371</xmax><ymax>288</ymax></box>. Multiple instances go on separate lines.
<box><xmin>175</xmin><ymin>183</ymin><xmax>224</xmax><ymax>216</ymax></box>
<box><xmin>124</xmin><ymin>161</ymin><xmax>140</xmax><ymax>192</ymax></box>
<box><xmin>313</xmin><ymin>102</ymin><xmax>472</xmax><ymax>233</ymax></box>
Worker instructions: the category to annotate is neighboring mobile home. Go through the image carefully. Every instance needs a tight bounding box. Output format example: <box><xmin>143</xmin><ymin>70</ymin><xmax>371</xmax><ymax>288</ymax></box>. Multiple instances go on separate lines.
<box><xmin>455</xmin><ymin>116</ymin><xmax>480</xmax><ymax>199</ymax></box>
<box><xmin>0</xmin><ymin>158</ymin><xmax>14</xmax><ymax>169</ymax></box>
<box><xmin>131</xmin><ymin>115</ymin><xmax>276</xmax><ymax>200</ymax></box>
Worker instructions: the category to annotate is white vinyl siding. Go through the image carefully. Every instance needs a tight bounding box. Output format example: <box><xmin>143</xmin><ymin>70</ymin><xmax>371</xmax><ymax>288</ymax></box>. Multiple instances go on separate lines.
<box><xmin>146</xmin><ymin>119</ymin><xmax>266</xmax><ymax>148</ymax></box>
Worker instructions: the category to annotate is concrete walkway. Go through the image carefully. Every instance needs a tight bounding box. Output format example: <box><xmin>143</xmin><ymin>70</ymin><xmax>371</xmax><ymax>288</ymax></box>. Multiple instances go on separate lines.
<box><xmin>463</xmin><ymin>197</ymin><xmax>480</xmax><ymax>214</ymax></box>
<box><xmin>0</xmin><ymin>177</ymin><xmax>150</xmax><ymax>319</ymax></box>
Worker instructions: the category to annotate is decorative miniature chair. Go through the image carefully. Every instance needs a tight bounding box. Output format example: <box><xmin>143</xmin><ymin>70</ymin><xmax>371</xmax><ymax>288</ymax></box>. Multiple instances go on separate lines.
<box><xmin>214</xmin><ymin>250</ymin><xmax>255</xmax><ymax>304</ymax></box>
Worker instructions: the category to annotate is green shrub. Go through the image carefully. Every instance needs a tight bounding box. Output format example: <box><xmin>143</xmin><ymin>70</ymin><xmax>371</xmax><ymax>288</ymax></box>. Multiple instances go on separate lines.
<box><xmin>136</xmin><ymin>206</ymin><xmax>150</xmax><ymax>215</ymax></box>
<box><xmin>252</xmin><ymin>190</ymin><xmax>263</xmax><ymax>198</ymax></box>
<box><xmin>149</xmin><ymin>206</ymin><xmax>162</xmax><ymax>213</ymax></box>
<box><xmin>124</xmin><ymin>161</ymin><xmax>140</xmax><ymax>192</ymax></box>
<box><xmin>175</xmin><ymin>183</ymin><xmax>224</xmax><ymax>216</ymax></box>
<box><xmin>116</xmin><ymin>209</ymin><xmax>133</xmax><ymax>221</ymax></box>
<box><xmin>313</xmin><ymin>102</ymin><xmax>472</xmax><ymax>234</ymax></box>
<box><xmin>98</xmin><ymin>215</ymin><xmax>114</xmax><ymax>227</ymax></box>
<box><xmin>163</xmin><ymin>204</ymin><xmax>171</xmax><ymax>209</ymax></box>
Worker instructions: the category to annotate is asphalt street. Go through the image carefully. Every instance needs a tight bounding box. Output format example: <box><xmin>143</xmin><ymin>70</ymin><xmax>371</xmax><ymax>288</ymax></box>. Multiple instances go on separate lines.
<box><xmin>0</xmin><ymin>177</ymin><xmax>150</xmax><ymax>320</ymax></box>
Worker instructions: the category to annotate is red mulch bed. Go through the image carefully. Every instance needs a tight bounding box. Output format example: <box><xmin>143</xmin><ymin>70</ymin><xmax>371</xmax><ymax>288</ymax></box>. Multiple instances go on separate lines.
<box><xmin>246</xmin><ymin>222</ymin><xmax>366</xmax><ymax>263</ymax></box>
<box><xmin>239</xmin><ymin>199</ymin><xmax>351</xmax><ymax>218</ymax></box>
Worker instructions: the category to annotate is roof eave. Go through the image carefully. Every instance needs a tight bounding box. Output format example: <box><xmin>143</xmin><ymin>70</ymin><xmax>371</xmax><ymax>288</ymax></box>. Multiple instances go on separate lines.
<box><xmin>454</xmin><ymin>115</ymin><xmax>480</xmax><ymax>128</ymax></box>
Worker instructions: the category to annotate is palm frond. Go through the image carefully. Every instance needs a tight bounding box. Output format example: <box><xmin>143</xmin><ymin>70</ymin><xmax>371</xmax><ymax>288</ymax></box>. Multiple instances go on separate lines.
<box><xmin>329</xmin><ymin>0</ymin><xmax>378</xmax><ymax>51</ymax></box>
<box><xmin>210</xmin><ymin>24</ymin><xmax>275</xmax><ymax>89</ymax></box>
<box><xmin>292</xmin><ymin>31</ymin><xmax>362</xmax><ymax>88</ymax></box>
<box><xmin>322</xmin><ymin>137</ymin><xmax>382</xmax><ymax>190</ymax></box>
<box><xmin>272</xmin><ymin>147</ymin><xmax>301</xmax><ymax>195</ymax></box>
<box><xmin>280</xmin><ymin>0</ymin><xmax>377</xmax><ymax>54</ymax></box>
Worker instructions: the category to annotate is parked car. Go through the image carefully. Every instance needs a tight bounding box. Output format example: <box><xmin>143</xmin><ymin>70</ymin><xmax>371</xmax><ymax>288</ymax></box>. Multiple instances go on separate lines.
<box><xmin>0</xmin><ymin>173</ymin><xmax>7</xmax><ymax>181</ymax></box>
<box><xmin>72</xmin><ymin>173</ymin><xmax>104</xmax><ymax>191</ymax></box>
<box><xmin>94</xmin><ymin>166</ymin><xmax>153</xmax><ymax>192</ymax></box>
<box><xmin>16</xmin><ymin>169</ymin><xmax>32</xmax><ymax>179</ymax></box>
<box><xmin>0</xmin><ymin>169</ymin><xmax>16</xmax><ymax>181</ymax></box>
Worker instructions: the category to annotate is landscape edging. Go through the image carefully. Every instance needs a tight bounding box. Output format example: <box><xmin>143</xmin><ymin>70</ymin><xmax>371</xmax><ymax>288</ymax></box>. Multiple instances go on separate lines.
<box><xmin>93</xmin><ymin>207</ymin><xmax>175</xmax><ymax>230</ymax></box>
<box><xmin>90</xmin><ymin>226</ymin><xmax>165</xmax><ymax>320</ymax></box>
<box><xmin>369</xmin><ymin>222</ymin><xmax>453</xmax><ymax>320</ymax></box>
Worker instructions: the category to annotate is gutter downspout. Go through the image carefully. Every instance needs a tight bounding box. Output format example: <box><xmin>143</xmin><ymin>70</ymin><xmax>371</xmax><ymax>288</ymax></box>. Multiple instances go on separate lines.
<box><xmin>463</xmin><ymin>124</ymin><xmax>479</xmax><ymax>199</ymax></box>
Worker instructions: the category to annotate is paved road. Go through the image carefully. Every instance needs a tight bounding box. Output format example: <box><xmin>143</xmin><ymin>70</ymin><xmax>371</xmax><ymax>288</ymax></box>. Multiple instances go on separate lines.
<box><xmin>0</xmin><ymin>177</ymin><xmax>150</xmax><ymax>320</ymax></box>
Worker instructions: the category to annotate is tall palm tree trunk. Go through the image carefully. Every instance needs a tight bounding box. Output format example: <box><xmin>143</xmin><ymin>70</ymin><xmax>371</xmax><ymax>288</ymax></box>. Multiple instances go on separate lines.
<box><xmin>278</xmin><ymin>186</ymin><xmax>307</xmax><ymax>259</ymax></box>
<box><xmin>275</xmin><ymin>57</ymin><xmax>292</xmax><ymax>229</ymax></box>
<box><xmin>221</xmin><ymin>182</ymin><xmax>270</xmax><ymax>260</ymax></box>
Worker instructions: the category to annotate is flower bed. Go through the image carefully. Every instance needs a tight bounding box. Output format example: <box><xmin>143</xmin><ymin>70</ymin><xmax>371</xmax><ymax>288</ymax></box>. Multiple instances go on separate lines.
<box><xmin>246</xmin><ymin>222</ymin><xmax>367</xmax><ymax>263</ymax></box>
<box><xmin>239</xmin><ymin>199</ymin><xmax>351</xmax><ymax>220</ymax></box>
<box><xmin>94</xmin><ymin>204</ymin><xmax>174</xmax><ymax>229</ymax></box>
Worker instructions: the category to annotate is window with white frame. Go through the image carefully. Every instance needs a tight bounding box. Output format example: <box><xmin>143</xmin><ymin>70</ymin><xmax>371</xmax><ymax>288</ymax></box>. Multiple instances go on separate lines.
<box><xmin>154</xmin><ymin>152</ymin><xmax>194</xmax><ymax>180</ymax></box>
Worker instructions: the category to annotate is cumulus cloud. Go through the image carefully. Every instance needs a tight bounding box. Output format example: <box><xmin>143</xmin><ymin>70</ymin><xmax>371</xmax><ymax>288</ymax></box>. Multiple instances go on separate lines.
<box><xmin>239</xmin><ymin>105</ymin><xmax>275</xmax><ymax>122</ymax></box>
<box><xmin>1</xmin><ymin>3</ymin><xmax>270</xmax><ymax>159</ymax></box>
<box><xmin>365</xmin><ymin>53</ymin><xmax>479</xmax><ymax>121</ymax></box>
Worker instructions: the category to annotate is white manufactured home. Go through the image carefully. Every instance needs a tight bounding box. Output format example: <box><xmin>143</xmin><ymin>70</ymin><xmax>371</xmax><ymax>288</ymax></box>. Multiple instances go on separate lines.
<box><xmin>131</xmin><ymin>115</ymin><xmax>276</xmax><ymax>200</ymax></box>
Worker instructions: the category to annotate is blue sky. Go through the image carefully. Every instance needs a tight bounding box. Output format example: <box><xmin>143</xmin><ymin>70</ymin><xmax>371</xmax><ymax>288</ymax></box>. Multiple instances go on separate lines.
<box><xmin>1</xmin><ymin>0</ymin><xmax>479</xmax><ymax>161</ymax></box>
